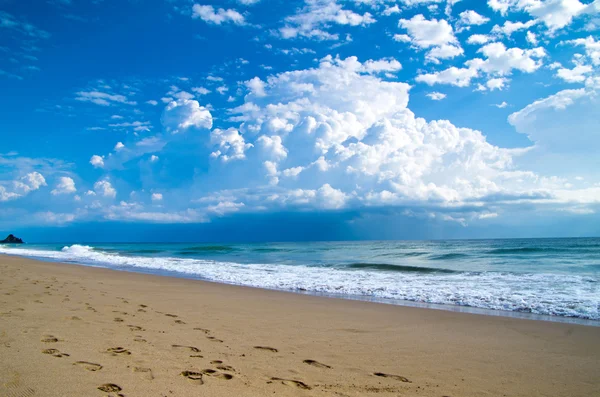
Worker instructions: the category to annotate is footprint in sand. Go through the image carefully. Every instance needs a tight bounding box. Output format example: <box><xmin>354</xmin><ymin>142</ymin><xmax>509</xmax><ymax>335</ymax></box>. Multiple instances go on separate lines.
<box><xmin>181</xmin><ymin>371</ymin><xmax>204</xmax><ymax>385</ymax></box>
<box><xmin>41</xmin><ymin>335</ymin><xmax>59</xmax><ymax>343</ymax></box>
<box><xmin>164</xmin><ymin>313</ymin><xmax>178</xmax><ymax>318</ymax></box>
<box><xmin>193</xmin><ymin>328</ymin><xmax>210</xmax><ymax>334</ymax></box>
<box><xmin>127</xmin><ymin>325</ymin><xmax>144</xmax><ymax>332</ymax></box>
<box><xmin>206</xmin><ymin>336</ymin><xmax>223</xmax><ymax>343</ymax></box>
<box><xmin>373</xmin><ymin>372</ymin><xmax>411</xmax><ymax>383</ymax></box>
<box><xmin>202</xmin><ymin>368</ymin><xmax>234</xmax><ymax>380</ymax></box>
<box><xmin>216</xmin><ymin>364</ymin><xmax>235</xmax><ymax>372</ymax></box>
<box><xmin>172</xmin><ymin>344</ymin><xmax>201</xmax><ymax>353</ymax></box>
<box><xmin>303</xmin><ymin>359</ymin><xmax>332</xmax><ymax>369</ymax></box>
<box><xmin>133</xmin><ymin>336</ymin><xmax>147</xmax><ymax>343</ymax></box>
<box><xmin>254</xmin><ymin>346</ymin><xmax>278</xmax><ymax>352</ymax></box>
<box><xmin>133</xmin><ymin>366</ymin><xmax>154</xmax><ymax>380</ymax></box>
<box><xmin>174</xmin><ymin>320</ymin><xmax>186</xmax><ymax>325</ymax></box>
<box><xmin>42</xmin><ymin>348</ymin><xmax>70</xmax><ymax>358</ymax></box>
<box><xmin>114</xmin><ymin>318</ymin><xmax>124</xmax><ymax>323</ymax></box>
<box><xmin>106</xmin><ymin>347</ymin><xmax>131</xmax><ymax>356</ymax></box>
<box><xmin>270</xmin><ymin>377</ymin><xmax>311</xmax><ymax>390</ymax></box>
<box><xmin>74</xmin><ymin>361</ymin><xmax>103</xmax><ymax>372</ymax></box>
<box><xmin>97</xmin><ymin>383</ymin><xmax>122</xmax><ymax>393</ymax></box>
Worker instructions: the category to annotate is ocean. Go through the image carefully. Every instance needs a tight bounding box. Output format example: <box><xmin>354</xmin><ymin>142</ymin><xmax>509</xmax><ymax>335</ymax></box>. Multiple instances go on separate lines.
<box><xmin>1</xmin><ymin>238</ymin><xmax>599</xmax><ymax>323</ymax></box>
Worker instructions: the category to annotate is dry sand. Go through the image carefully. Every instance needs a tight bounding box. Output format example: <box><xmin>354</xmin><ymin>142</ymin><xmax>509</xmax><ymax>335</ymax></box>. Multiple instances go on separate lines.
<box><xmin>0</xmin><ymin>254</ymin><xmax>599</xmax><ymax>397</ymax></box>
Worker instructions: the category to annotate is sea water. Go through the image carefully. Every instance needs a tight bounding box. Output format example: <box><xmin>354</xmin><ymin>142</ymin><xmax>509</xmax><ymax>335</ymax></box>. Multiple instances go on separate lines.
<box><xmin>1</xmin><ymin>238</ymin><xmax>599</xmax><ymax>323</ymax></box>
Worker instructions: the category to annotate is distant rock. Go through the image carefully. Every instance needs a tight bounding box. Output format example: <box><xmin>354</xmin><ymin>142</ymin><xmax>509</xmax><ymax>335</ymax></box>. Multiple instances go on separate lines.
<box><xmin>0</xmin><ymin>234</ymin><xmax>24</xmax><ymax>244</ymax></box>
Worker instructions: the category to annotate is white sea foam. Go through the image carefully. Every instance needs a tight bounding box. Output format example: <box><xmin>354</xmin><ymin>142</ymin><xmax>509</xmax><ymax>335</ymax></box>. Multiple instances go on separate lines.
<box><xmin>1</xmin><ymin>245</ymin><xmax>598</xmax><ymax>320</ymax></box>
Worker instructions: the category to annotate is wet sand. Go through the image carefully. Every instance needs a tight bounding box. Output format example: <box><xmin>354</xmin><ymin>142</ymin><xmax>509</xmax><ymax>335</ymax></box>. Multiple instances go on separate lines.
<box><xmin>1</xmin><ymin>254</ymin><xmax>599</xmax><ymax>396</ymax></box>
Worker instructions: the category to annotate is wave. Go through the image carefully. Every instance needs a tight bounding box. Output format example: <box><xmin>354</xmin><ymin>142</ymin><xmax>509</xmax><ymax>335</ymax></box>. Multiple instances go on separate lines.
<box><xmin>177</xmin><ymin>245</ymin><xmax>235</xmax><ymax>253</ymax></box>
<box><xmin>346</xmin><ymin>263</ymin><xmax>456</xmax><ymax>273</ymax></box>
<box><xmin>375</xmin><ymin>251</ymin><xmax>429</xmax><ymax>258</ymax></box>
<box><xmin>484</xmin><ymin>247</ymin><xmax>563</xmax><ymax>255</ymax></box>
<box><xmin>251</xmin><ymin>248</ymin><xmax>295</xmax><ymax>253</ymax></box>
<box><xmin>1</xmin><ymin>244</ymin><xmax>598</xmax><ymax>320</ymax></box>
<box><xmin>429</xmin><ymin>253</ymin><xmax>470</xmax><ymax>260</ymax></box>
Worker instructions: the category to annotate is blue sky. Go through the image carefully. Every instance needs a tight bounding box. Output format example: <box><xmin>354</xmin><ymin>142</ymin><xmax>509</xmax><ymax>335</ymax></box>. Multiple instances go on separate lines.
<box><xmin>1</xmin><ymin>0</ymin><xmax>600</xmax><ymax>242</ymax></box>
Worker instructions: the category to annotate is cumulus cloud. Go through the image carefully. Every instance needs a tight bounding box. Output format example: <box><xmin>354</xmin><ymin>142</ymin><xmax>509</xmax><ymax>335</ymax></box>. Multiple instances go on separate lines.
<box><xmin>397</xmin><ymin>14</ymin><xmax>463</xmax><ymax>63</ymax></box>
<box><xmin>459</xmin><ymin>10</ymin><xmax>490</xmax><ymax>26</ymax></box>
<box><xmin>467</xmin><ymin>34</ymin><xmax>491</xmax><ymax>45</ymax></box>
<box><xmin>564</xmin><ymin>36</ymin><xmax>600</xmax><ymax>65</ymax></box>
<box><xmin>1</xmin><ymin>172</ymin><xmax>47</xmax><ymax>201</ymax></box>
<box><xmin>417</xmin><ymin>42</ymin><xmax>546</xmax><ymax>87</ymax></box>
<box><xmin>51</xmin><ymin>176</ymin><xmax>76</xmax><ymax>195</ymax></box>
<box><xmin>90</xmin><ymin>155</ymin><xmax>104</xmax><ymax>168</ymax></box>
<box><xmin>427</xmin><ymin>91</ymin><xmax>447</xmax><ymax>100</ymax></box>
<box><xmin>161</xmin><ymin>98</ymin><xmax>213</xmax><ymax>133</ymax></box>
<box><xmin>183</xmin><ymin>55</ymin><xmax>588</xmax><ymax>217</ymax></box>
<box><xmin>488</xmin><ymin>0</ymin><xmax>598</xmax><ymax>32</ymax></box>
<box><xmin>280</xmin><ymin>0</ymin><xmax>375</xmax><ymax>40</ymax></box>
<box><xmin>94</xmin><ymin>180</ymin><xmax>117</xmax><ymax>198</ymax></box>
<box><xmin>151</xmin><ymin>192</ymin><xmax>163</xmax><ymax>201</ymax></box>
<box><xmin>192</xmin><ymin>4</ymin><xmax>246</xmax><ymax>25</ymax></box>
<box><xmin>210</xmin><ymin>128</ymin><xmax>253</xmax><ymax>162</ymax></box>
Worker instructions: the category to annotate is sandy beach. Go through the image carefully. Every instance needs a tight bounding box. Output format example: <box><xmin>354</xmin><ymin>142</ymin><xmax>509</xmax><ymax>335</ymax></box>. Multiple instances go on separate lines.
<box><xmin>1</xmin><ymin>254</ymin><xmax>599</xmax><ymax>397</ymax></box>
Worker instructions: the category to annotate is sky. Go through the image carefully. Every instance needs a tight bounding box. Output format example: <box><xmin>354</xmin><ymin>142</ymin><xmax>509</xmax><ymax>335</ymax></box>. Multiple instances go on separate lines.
<box><xmin>1</xmin><ymin>0</ymin><xmax>600</xmax><ymax>242</ymax></box>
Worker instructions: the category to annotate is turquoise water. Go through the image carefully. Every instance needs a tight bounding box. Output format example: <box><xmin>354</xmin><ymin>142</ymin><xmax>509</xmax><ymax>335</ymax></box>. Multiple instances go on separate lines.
<box><xmin>1</xmin><ymin>238</ymin><xmax>599</xmax><ymax>321</ymax></box>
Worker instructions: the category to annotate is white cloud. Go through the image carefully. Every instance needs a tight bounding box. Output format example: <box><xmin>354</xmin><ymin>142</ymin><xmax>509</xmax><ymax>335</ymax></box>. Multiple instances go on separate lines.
<box><xmin>151</xmin><ymin>193</ymin><xmax>163</xmax><ymax>201</ymax></box>
<box><xmin>361</xmin><ymin>58</ymin><xmax>402</xmax><ymax>73</ymax></box>
<box><xmin>75</xmin><ymin>90</ymin><xmax>136</xmax><ymax>106</ymax></box>
<box><xmin>280</xmin><ymin>0</ymin><xmax>376</xmax><ymax>41</ymax></box>
<box><xmin>492</xmin><ymin>20</ymin><xmax>537</xmax><ymax>36</ymax></box>
<box><xmin>146</xmin><ymin>100</ymin><xmax>158</xmax><ymax>106</ymax></box>
<box><xmin>94</xmin><ymin>180</ymin><xmax>117</xmax><ymax>198</ymax></box>
<box><xmin>382</xmin><ymin>5</ymin><xmax>401</xmax><ymax>16</ymax></box>
<box><xmin>494</xmin><ymin>101</ymin><xmax>509</xmax><ymax>108</ymax></box>
<box><xmin>398</xmin><ymin>14</ymin><xmax>457</xmax><ymax>48</ymax></box>
<box><xmin>526</xmin><ymin>31</ymin><xmax>538</xmax><ymax>45</ymax></box>
<box><xmin>564</xmin><ymin>36</ymin><xmax>600</xmax><ymax>65</ymax></box>
<box><xmin>19</xmin><ymin>172</ymin><xmax>47</xmax><ymax>192</ymax></box>
<box><xmin>509</xmin><ymin>88</ymin><xmax>588</xmax><ymax>129</ymax></box>
<box><xmin>210</xmin><ymin>128</ymin><xmax>253</xmax><ymax>162</ymax></box>
<box><xmin>245</xmin><ymin>77</ymin><xmax>266</xmax><ymax>97</ymax></box>
<box><xmin>150</xmin><ymin>155</ymin><xmax>159</xmax><ymax>162</ymax></box>
<box><xmin>416</xmin><ymin>66</ymin><xmax>479</xmax><ymax>87</ymax></box>
<box><xmin>476</xmin><ymin>42</ymin><xmax>546</xmax><ymax>75</ymax></box>
<box><xmin>192</xmin><ymin>86</ymin><xmax>211</xmax><ymax>95</ymax></box>
<box><xmin>393</xmin><ymin>33</ymin><xmax>412</xmax><ymax>42</ymax></box>
<box><xmin>114</xmin><ymin>142</ymin><xmax>125</xmax><ymax>151</ymax></box>
<box><xmin>486</xmin><ymin>77</ymin><xmax>509</xmax><ymax>90</ymax></box>
<box><xmin>398</xmin><ymin>14</ymin><xmax>463</xmax><ymax>62</ymax></box>
<box><xmin>51</xmin><ymin>176</ymin><xmax>76</xmax><ymax>195</ymax></box>
<box><xmin>238</xmin><ymin>0</ymin><xmax>260</xmax><ymax>5</ymax></box>
<box><xmin>467</xmin><ymin>34</ymin><xmax>491</xmax><ymax>44</ymax></box>
<box><xmin>90</xmin><ymin>155</ymin><xmax>104</xmax><ymax>168</ymax></box>
<box><xmin>426</xmin><ymin>44</ymin><xmax>464</xmax><ymax>62</ymax></box>
<box><xmin>427</xmin><ymin>91</ymin><xmax>447</xmax><ymax>100</ymax></box>
<box><xmin>192</xmin><ymin>4</ymin><xmax>246</xmax><ymax>25</ymax></box>
<box><xmin>459</xmin><ymin>10</ymin><xmax>490</xmax><ymax>25</ymax></box>
<box><xmin>556</xmin><ymin>63</ymin><xmax>593</xmax><ymax>83</ymax></box>
<box><xmin>418</xmin><ymin>42</ymin><xmax>546</xmax><ymax>87</ymax></box>
<box><xmin>0</xmin><ymin>186</ymin><xmax>20</xmax><ymax>202</ymax></box>
<box><xmin>161</xmin><ymin>98</ymin><xmax>213</xmax><ymax>133</ymax></box>
<box><xmin>207</xmin><ymin>201</ymin><xmax>245</xmax><ymax>215</ymax></box>
<box><xmin>0</xmin><ymin>172</ymin><xmax>47</xmax><ymax>201</ymax></box>
<box><xmin>487</xmin><ymin>0</ymin><xmax>597</xmax><ymax>32</ymax></box>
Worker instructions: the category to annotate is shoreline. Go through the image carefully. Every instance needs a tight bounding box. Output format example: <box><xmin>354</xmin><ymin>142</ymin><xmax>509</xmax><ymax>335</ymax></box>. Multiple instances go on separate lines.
<box><xmin>2</xmin><ymin>254</ymin><xmax>600</xmax><ymax>396</ymax></box>
<box><xmin>1</xmin><ymin>252</ymin><xmax>598</xmax><ymax>327</ymax></box>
